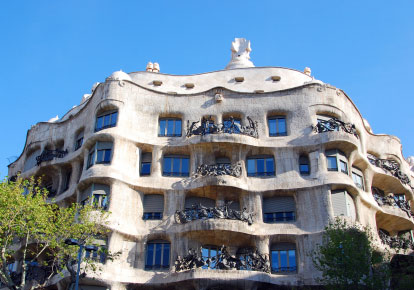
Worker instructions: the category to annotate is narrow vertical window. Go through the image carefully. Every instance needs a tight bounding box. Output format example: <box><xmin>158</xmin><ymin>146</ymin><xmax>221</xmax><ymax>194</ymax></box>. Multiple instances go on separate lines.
<box><xmin>299</xmin><ymin>155</ymin><xmax>310</xmax><ymax>175</ymax></box>
<box><xmin>351</xmin><ymin>167</ymin><xmax>364</xmax><ymax>190</ymax></box>
<box><xmin>141</xmin><ymin>152</ymin><xmax>152</xmax><ymax>176</ymax></box>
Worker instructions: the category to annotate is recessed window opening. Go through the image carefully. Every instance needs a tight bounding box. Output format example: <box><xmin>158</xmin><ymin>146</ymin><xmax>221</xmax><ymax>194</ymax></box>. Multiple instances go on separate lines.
<box><xmin>145</xmin><ymin>240</ymin><xmax>170</xmax><ymax>270</ymax></box>
<box><xmin>247</xmin><ymin>155</ymin><xmax>275</xmax><ymax>177</ymax></box>
<box><xmin>223</xmin><ymin>117</ymin><xmax>241</xmax><ymax>134</ymax></box>
<box><xmin>141</xmin><ymin>152</ymin><xmax>152</xmax><ymax>176</ymax></box>
<box><xmin>325</xmin><ymin>149</ymin><xmax>348</xmax><ymax>175</ymax></box>
<box><xmin>163</xmin><ymin>155</ymin><xmax>189</xmax><ymax>177</ymax></box>
<box><xmin>87</xmin><ymin>142</ymin><xmax>113</xmax><ymax>169</ymax></box>
<box><xmin>143</xmin><ymin>194</ymin><xmax>164</xmax><ymax>220</ymax></box>
<box><xmin>299</xmin><ymin>155</ymin><xmax>310</xmax><ymax>175</ymax></box>
<box><xmin>159</xmin><ymin>118</ymin><xmax>182</xmax><ymax>137</ymax></box>
<box><xmin>268</xmin><ymin>116</ymin><xmax>287</xmax><ymax>137</ymax></box>
<box><xmin>202</xmin><ymin>245</ymin><xmax>221</xmax><ymax>269</ymax></box>
<box><xmin>215</xmin><ymin>157</ymin><xmax>231</xmax><ymax>165</ymax></box>
<box><xmin>351</xmin><ymin>167</ymin><xmax>364</xmax><ymax>190</ymax></box>
<box><xmin>95</xmin><ymin>110</ymin><xmax>118</xmax><ymax>132</ymax></box>
<box><xmin>331</xmin><ymin>190</ymin><xmax>356</xmax><ymax>219</ymax></box>
<box><xmin>317</xmin><ymin>114</ymin><xmax>340</xmax><ymax>131</ymax></box>
<box><xmin>263</xmin><ymin>196</ymin><xmax>296</xmax><ymax>223</ymax></box>
<box><xmin>271</xmin><ymin>243</ymin><xmax>297</xmax><ymax>273</ymax></box>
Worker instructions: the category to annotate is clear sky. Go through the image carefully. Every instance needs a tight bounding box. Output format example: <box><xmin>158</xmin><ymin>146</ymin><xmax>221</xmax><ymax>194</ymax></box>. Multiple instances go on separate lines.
<box><xmin>0</xmin><ymin>0</ymin><xmax>413</xmax><ymax>178</ymax></box>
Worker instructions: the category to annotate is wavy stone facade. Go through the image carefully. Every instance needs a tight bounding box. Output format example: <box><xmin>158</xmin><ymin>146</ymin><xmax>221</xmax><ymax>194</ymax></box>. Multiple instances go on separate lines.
<box><xmin>8</xmin><ymin>39</ymin><xmax>414</xmax><ymax>290</ymax></box>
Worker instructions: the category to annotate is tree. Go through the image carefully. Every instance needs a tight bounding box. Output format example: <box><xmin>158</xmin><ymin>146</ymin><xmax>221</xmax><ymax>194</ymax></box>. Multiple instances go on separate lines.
<box><xmin>310</xmin><ymin>218</ymin><xmax>390</xmax><ymax>290</ymax></box>
<box><xmin>0</xmin><ymin>177</ymin><xmax>115</xmax><ymax>290</ymax></box>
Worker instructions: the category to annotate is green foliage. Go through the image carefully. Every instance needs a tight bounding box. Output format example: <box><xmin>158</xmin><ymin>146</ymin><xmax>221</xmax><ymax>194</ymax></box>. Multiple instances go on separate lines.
<box><xmin>310</xmin><ymin>218</ymin><xmax>390</xmax><ymax>290</ymax></box>
<box><xmin>0</xmin><ymin>177</ymin><xmax>113</xmax><ymax>290</ymax></box>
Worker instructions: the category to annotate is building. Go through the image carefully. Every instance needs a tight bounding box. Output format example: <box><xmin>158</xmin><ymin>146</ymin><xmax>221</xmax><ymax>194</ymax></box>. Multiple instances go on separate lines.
<box><xmin>7</xmin><ymin>38</ymin><xmax>414</xmax><ymax>290</ymax></box>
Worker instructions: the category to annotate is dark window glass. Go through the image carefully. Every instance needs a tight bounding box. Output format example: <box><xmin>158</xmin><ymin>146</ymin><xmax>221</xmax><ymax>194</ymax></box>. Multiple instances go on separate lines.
<box><xmin>92</xmin><ymin>194</ymin><xmax>108</xmax><ymax>210</ymax></box>
<box><xmin>163</xmin><ymin>156</ymin><xmax>190</xmax><ymax>177</ymax></box>
<box><xmin>326</xmin><ymin>156</ymin><xmax>338</xmax><ymax>171</ymax></box>
<box><xmin>223</xmin><ymin>118</ymin><xmax>241</xmax><ymax>134</ymax></box>
<box><xmin>96</xmin><ymin>149</ymin><xmax>111</xmax><ymax>164</ymax></box>
<box><xmin>145</xmin><ymin>241</ymin><xmax>170</xmax><ymax>270</ymax></box>
<box><xmin>141</xmin><ymin>163</ymin><xmax>151</xmax><ymax>176</ymax></box>
<box><xmin>247</xmin><ymin>156</ymin><xmax>275</xmax><ymax>177</ymax></box>
<box><xmin>63</xmin><ymin>170</ymin><xmax>71</xmax><ymax>191</ymax></box>
<box><xmin>87</xmin><ymin>151</ymin><xmax>95</xmax><ymax>169</ymax></box>
<box><xmin>352</xmin><ymin>172</ymin><xmax>364</xmax><ymax>189</ymax></box>
<box><xmin>95</xmin><ymin>111</ymin><xmax>118</xmax><ymax>132</ymax></box>
<box><xmin>143</xmin><ymin>212</ymin><xmax>163</xmax><ymax>220</ymax></box>
<box><xmin>299</xmin><ymin>155</ymin><xmax>310</xmax><ymax>175</ymax></box>
<box><xmin>75</xmin><ymin>137</ymin><xmax>83</xmax><ymax>151</ymax></box>
<box><xmin>264</xmin><ymin>212</ymin><xmax>296</xmax><ymax>223</ymax></box>
<box><xmin>159</xmin><ymin>118</ymin><xmax>182</xmax><ymax>137</ymax></box>
<box><xmin>268</xmin><ymin>117</ymin><xmax>287</xmax><ymax>136</ymax></box>
<box><xmin>271</xmin><ymin>249</ymin><xmax>296</xmax><ymax>273</ymax></box>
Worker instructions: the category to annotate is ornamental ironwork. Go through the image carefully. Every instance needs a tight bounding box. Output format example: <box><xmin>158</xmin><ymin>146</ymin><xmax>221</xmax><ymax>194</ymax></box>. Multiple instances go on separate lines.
<box><xmin>367</xmin><ymin>155</ymin><xmax>411</xmax><ymax>186</ymax></box>
<box><xmin>312</xmin><ymin>117</ymin><xmax>358</xmax><ymax>138</ymax></box>
<box><xmin>194</xmin><ymin>162</ymin><xmax>242</xmax><ymax>178</ymax></box>
<box><xmin>186</xmin><ymin>116</ymin><xmax>258</xmax><ymax>138</ymax></box>
<box><xmin>371</xmin><ymin>187</ymin><xmax>413</xmax><ymax>218</ymax></box>
<box><xmin>174</xmin><ymin>246</ymin><xmax>270</xmax><ymax>273</ymax></box>
<box><xmin>379</xmin><ymin>229</ymin><xmax>414</xmax><ymax>250</ymax></box>
<box><xmin>175</xmin><ymin>202</ymin><xmax>253</xmax><ymax>225</ymax></box>
<box><xmin>36</xmin><ymin>149</ymin><xmax>68</xmax><ymax>166</ymax></box>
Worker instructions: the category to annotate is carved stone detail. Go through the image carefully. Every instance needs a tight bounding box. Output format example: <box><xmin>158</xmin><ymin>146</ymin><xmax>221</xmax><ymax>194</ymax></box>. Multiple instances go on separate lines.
<box><xmin>368</xmin><ymin>155</ymin><xmax>411</xmax><ymax>186</ymax></box>
<box><xmin>312</xmin><ymin>117</ymin><xmax>358</xmax><ymax>138</ymax></box>
<box><xmin>194</xmin><ymin>162</ymin><xmax>242</xmax><ymax>178</ymax></box>
<box><xmin>36</xmin><ymin>149</ymin><xmax>68</xmax><ymax>166</ymax></box>
<box><xmin>175</xmin><ymin>202</ymin><xmax>253</xmax><ymax>225</ymax></box>
<box><xmin>174</xmin><ymin>246</ymin><xmax>270</xmax><ymax>273</ymax></box>
<box><xmin>186</xmin><ymin>116</ymin><xmax>258</xmax><ymax>138</ymax></box>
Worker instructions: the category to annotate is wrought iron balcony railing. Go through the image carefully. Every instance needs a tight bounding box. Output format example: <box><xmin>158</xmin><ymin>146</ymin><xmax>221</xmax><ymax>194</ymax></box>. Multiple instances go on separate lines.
<box><xmin>186</xmin><ymin>116</ymin><xmax>258</xmax><ymax>138</ymax></box>
<box><xmin>193</xmin><ymin>162</ymin><xmax>242</xmax><ymax>178</ymax></box>
<box><xmin>36</xmin><ymin>149</ymin><xmax>68</xmax><ymax>166</ymax></box>
<box><xmin>312</xmin><ymin>118</ymin><xmax>358</xmax><ymax>138</ymax></box>
<box><xmin>174</xmin><ymin>246</ymin><xmax>270</xmax><ymax>273</ymax></box>
<box><xmin>368</xmin><ymin>155</ymin><xmax>411</xmax><ymax>186</ymax></box>
<box><xmin>175</xmin><ymin>202</ymin><xmax>253</xmax><ymax>225</ymax></box>
<box><xmin>372</xmin><ymin>187</ymin><xmax>413</xmax><ymax>218</ymax></box>
<box><xmin>379</xmin><ymin>229</ymin><xmax>414</xmax><ymax>250</ymax></box>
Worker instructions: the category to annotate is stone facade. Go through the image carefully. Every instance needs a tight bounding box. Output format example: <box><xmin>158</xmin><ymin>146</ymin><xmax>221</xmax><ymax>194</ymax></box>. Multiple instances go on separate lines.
<box><xmin>7</xmin><ymin>39</ymin><xmax>414</xmax><ymax>290</ymax></box>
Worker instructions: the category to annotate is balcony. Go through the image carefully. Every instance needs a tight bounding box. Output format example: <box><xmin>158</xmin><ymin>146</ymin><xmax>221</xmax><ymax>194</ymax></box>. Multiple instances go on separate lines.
<box><xmin>368</xmin><ymin>155</ymin><xmax>411</xmax><ymax>186</ymax></box>
<box><xmin>193</xmin><ymin>162</ymin><xmax>242</xmax><ymax>178</ymax></box>
<box><xmin>36</xmin><ymin>149</ymin><xmax>68</xmax><ymax>166</ymax></box>
<box><xmin>175</xmin><ymin>202</ymin><xmax>253</xmax><ymax>225</ymax></box>
<box><xmin>186</xmin><ymin>116</ymin><xmax>258</xmax><ymax>138</ymax></box>
<box><xmin>372</xmin><ymin>187</ymin><xmax>413</xmax><ymax>219</ymax></box>
<box><xmin>174</xmin><ymin>246</ymin><xmax>270</xmax><ymax>273</ymax></box>
<box><xmin>379</xmin><ymin>229</ymin><xmax>414</xmax><ymax>250</ymax></box>
<box><xmin>312</xmin><ymin>118</ymin><xmax>358</xmax><ymax>138</ymax></box>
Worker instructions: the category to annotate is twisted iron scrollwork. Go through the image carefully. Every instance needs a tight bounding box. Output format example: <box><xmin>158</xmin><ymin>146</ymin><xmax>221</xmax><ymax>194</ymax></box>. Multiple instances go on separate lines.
<box><xmin>174</xmin><ymin>246</ymin><xmax>270</xmax><ymax>273</ymax></box>
<box><xmin>379</xmin><ymin>229</ymin><xmax>414</xmax><ymax>250</ymax></box>
<box><xmin>367</xmin><ymin>155</ymin><xmax>411</xmax><ymax>186</ymax></box>
<box><xmin>175</xmin><ymin>202</ymin><xmax>253</xmax><ymax>225</ymax></box>
<box><xmin>312</xmin><ymin>118</ymin><xmax>358</xmax><ymax>138</ymax></box>
<box><xmin>36</xmin><ymin>149</ymin><xmax>68</xmax><ymax>166</ymax></box>
<box><xmin>372</xmin><ymin>187</ymin><xmax>413</xmax><ymax>218</ymax></box>
<box><xmin>194</xmin><ymin>162</ymin><xmax>242</xmax><ymax>178</ymax></box>
<box><xmin>186</xmin><ymin>116</ymin><xmax>258</xmax><ymax>138</ymax></box>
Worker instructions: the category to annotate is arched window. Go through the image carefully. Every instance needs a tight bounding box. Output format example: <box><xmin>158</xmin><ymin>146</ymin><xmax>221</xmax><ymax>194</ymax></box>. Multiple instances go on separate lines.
<box><xmin>299</xmin><ymin>155</ymin><xmax>310</xmax><ymax>175</ymax></box>
<box><xmin>270</xmin><ymin>243</ymin><xmax>297</xmax><ymax>273</ymax></box>
<box><xmin>145</xmin><ymin>240</ymin><xmax>170</xmax><ymax>270</ymax></box>
<box><xmin>246</xmin><ymin>155</ymin><xmax>275</xmax><ymax>177</ymax></box>
<box><xmin>95</xmin><ymin>110</ymin><xmax>118</xmax><ymax>132</ymax></box>
<box><xmin>140</xmin><ymin>152</ymin><xmax>152</xmax><ymax>176</ymax></box>
<box><xmin>143</xmin><ymin>194</ymin><xmax>164</xmax><ymax>220</ymax></box>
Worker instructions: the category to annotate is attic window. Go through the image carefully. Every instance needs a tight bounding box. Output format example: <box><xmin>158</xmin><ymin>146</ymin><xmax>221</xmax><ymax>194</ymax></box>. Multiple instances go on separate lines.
<box><xmin>153</xmin><ymin>80</ymin><xmax>163</xmax><ymax>86</ymax></box>
<box><xmin>254</xmin><ymin>90</ymin><xmax>264</xmax><ymax>94</ymax></box>
<box><xmin>235</xmin><ymin>77</ymin><xmax>244</xmax><ymax>82</ymax></box>
<box><xmin>185</xmin><ymin>83</ymin><xmax>195</xmax><ymax>89</ymax></box>
<box><xmin>271</xmin><ymin>76</ymin><xmax>281</xmax><ymax>81</ymax></box>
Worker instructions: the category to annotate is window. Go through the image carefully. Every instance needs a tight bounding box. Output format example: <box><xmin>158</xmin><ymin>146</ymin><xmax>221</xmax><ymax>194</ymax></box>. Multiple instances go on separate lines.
<box><xmin>317</xmin><ymin>114</ymin><xmax>339</xmax><ymax>131</ymax></box>
<box><xmin>299</xmin><ymin>155</ymin><xmax>310</xmax><ymax>175</ymax></box>
<box><xmin>143</xmin><ymin>194</ymin><xmax>164</xmax><ymax>220</ymax></box>
<box><xmin>81</xmin><ymin>184</ymin><xmax>110</xmax><ymax>210</ymax></box>
<box><xmin>202</xmin><ymin>246</ymin><xmax>220</xmax><ymax>269</ymax></box>
<box><xmin>62</xmin><ymin>169</ymin><xmax>72</xmax><ymax>192</ymax></box>
<box><xmin>268</xmin><ymin>116</ymin><xmax>287</xmax><ymax>137</ymax></box>
<box><xmin>74</xmin><ymin>131</ymin><xmax>84</xmax><ymax>151</ymax></box>
<box><xmin>263</xmin><ymin>196</ymin><xmax>296</xmax><ymax>223</ymax></box>
<box><xmin>141</xmin><ymin>152</ymin><xmax>152</xmax><ymax>176</ymax></box>
<box><xmin>331</xmin><ymin>190</ymin><xmax>356</xmax><ymax>220</ymax></box>
<box><xmin>163</xmin><ymin>155</ymin><xmax>190</xmax><ymax>177</ymax></box>
<box><xmin>247</xmin><ymin>156</ymin><xmax>275</xmax><ymax>177</ymax></box>
<box><xmin>271</xmin><ymin>244</ymin><xmax>297</xmax><ymax>273</ymax></box>
<box><xmin>145</xmin><ymin>240</ymin><xmax>170</xmax><ymax>270</ymax></box>
<box><xmin>95</xmin><ymin>111</ymin><xmax>118</xmax><ymax>132</ymax></box>
<box><xmin>223</xmin><ymin>117</ymin><xmax>241</xmax><ymax>134</ymax></box>
<box><xmin>325</xmin><ymin>149</ymin><xmax>348</xmax><ymax>174</ymax></box>
<box><xmin>352</xmin><ymin>167</ymin><xmax>364</xmax><ymax>190</ymax></box>
<box><xmin>86</xmin><ymin>142</ymin><xmax>113</xmax><ymax>169</ymax></box>
<box><xmin>84</xmin><ymin>237</ymin><xmax>107</xmax><ymax>263</ymax></box>
<box><xmin>159</xmin><ymin>118</ymin><xmax>182</xmax><ymax>137</ymax></box>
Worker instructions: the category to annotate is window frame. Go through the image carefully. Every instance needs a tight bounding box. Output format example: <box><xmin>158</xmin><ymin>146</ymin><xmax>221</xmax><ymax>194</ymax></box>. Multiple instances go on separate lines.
<box><xmin>145</xmin><ymin>240</ymin><xmax>170</xmax><ymax>270</ymax></box>
<box><xmin>158</xmin><ymin>118</ymin><xmax>182</xmax><ymax>137</ymax></box>
<box><xmin>80</xmin><ymin>184</ymin><xmax>110</xmax><ymax>211</ymax></box>
<box><xmin>162</xmin><ymin>155</ymin><xmax>190</xmax><ymax>177</ymax></box>
<box><xmin>86</xmin><ymin>142</ymin><xmax>113</xmax><ymax>169</ymax></box>
<box><xmin>268</xmin><ymin>116</ymin><xmax>287</xmax><ymax>137</ymax></box>
<box><xmin>325</xmin><ymin>149</ymin><xmax>348</xmax><ymax>175</ymax></box>
<box><xmin>222</xmin><ymin>117</ymin><xmax>242</xmax><ymax>134</ymax></box>
<box><xmin>270</xmin><ymin>244</ymin><xmax>297</xmax><ymax>273</ymax></box>
<box><xmin>95</xmin><ymin>110</ymin><xmax>118</xmax><ymax>132</ymax></box>
<box><xmin>201</xmin><ymin>245</ymin><xmax>221</xmax><ymax>269</ymax></box>
<box><xmin>351</xmin><ymin>166</ymin><xmax>364</xmax><ymax>190</ymax></box>
<box><xmin>299</xmin><ymin>155</ymin><xmax>310</xmax><ymax>175</ymax></box>
<box><xmin>246</xmin><ymin>155</ymin><xmax>275</xmax><ymax>177</ymax></box>
<box><xmin>140</xmin><ymin>152</ymin><xmax>152</xmax><ymax>176</ymax></box>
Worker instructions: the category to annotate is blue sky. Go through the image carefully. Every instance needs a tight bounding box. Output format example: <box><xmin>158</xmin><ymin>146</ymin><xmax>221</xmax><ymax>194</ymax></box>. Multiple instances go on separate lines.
<box><xmin>0</xmin><ymin>1</ymin><xmax>413</xmax><ymax>178</ymax></box>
